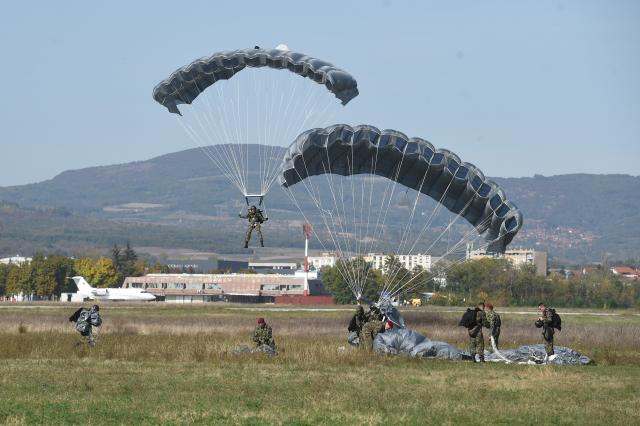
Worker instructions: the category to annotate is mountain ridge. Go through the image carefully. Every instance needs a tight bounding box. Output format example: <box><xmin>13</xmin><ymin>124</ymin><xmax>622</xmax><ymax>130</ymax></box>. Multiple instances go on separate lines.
<box><xmin>1</xmin><ymin>145</ymin><xmax>638</xmax><ymax>263</ymax></box>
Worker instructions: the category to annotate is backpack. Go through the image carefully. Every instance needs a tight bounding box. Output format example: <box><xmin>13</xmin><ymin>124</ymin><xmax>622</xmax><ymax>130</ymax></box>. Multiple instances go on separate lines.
<box><xmin>459</xmin><ymin>308</ymin><xmax>477</xmax><ymax>329</ymax></box>
<box><xmin>549</xmin><ymin>308</ymin><xmax>561</xmax><ymax>331</ymax></box>
<box><xmin>69</xmin><ymin>308</ymin><xmax>84</xmax><ymax>323</ymax></box>
<box><xmin>89</xmin><ymin>311</ymin><xmax>102</xmax><ymax>327</ymax></box>
<box><xmin>493</xmin><ymin>312</ymin><xmax>501</xmax><ymax>328</ymax></box>
<box><xmin>75</xmin><ymin>310</ymin><xmax>91</xmax><ymax>336</ymax></box>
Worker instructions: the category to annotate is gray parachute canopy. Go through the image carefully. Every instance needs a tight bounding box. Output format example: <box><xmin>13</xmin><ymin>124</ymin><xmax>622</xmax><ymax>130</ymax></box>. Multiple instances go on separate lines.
<box><xmin>279</xmin><ymin>124</ymin><xmax>523</xmax><ymax>253</ymax></box>
<box><xmin>153</xmin><ymin>47</ymin><xmax>359</xmax><ymax>115</ymax></box>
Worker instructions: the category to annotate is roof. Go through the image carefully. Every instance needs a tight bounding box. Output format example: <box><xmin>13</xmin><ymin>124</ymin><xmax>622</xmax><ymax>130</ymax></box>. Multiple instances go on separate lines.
<box><xmin>611</xmin><ymin>266</ymin><xmax>640</xmax><ymax>276</ymax></box>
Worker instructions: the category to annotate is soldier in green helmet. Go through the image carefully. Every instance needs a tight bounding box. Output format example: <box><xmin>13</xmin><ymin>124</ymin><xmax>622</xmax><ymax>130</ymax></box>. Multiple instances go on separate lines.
<box><xmin>239</xmin><ymin>205</ymin><xmax>267</xmax><ymax>248</ymax></box>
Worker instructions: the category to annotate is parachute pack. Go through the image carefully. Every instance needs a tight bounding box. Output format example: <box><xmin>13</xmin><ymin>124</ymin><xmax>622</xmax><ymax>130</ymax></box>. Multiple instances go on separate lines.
<box><xmin>71</xmin><ymin>308</ymin><xmax>102</xmax><ymax>336</ymax></box>
<box><xmin>549</xmin><ymin>308</ymin><xmax>562</xmax><ymax>331</ymax></box>
<box><xmin>459</xmin><ymin>308</ymin><xmax>478</xmax><ymax>329</ymax></box>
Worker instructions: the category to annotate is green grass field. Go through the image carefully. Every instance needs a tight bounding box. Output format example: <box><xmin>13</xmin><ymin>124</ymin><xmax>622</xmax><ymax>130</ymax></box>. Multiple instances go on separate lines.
<box><xmin>1</xmin><ymin>304</ymin><xmax>639</xmax><ymax>425</ymax></box>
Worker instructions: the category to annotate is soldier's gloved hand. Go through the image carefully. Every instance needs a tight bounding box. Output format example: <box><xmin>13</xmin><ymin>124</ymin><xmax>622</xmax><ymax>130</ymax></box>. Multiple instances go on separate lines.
<box><xmin>264</xmin><ymin>217</ymin><xmax>268</xmax><ymax>221</ymax></box>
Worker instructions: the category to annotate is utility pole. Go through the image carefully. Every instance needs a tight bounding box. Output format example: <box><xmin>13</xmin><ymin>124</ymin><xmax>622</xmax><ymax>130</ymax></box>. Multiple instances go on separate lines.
<box><xmin>303</xmin><ymin>223</ymin><xmax>311</xmax><ymax>296</ymax></box>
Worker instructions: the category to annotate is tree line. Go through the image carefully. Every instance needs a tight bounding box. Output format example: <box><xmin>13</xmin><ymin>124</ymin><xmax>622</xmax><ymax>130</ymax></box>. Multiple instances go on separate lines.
<box><xmin>322</xmin><ymin>256</ymin><xmax>640</xmax><ymax>308</ymax></box>
<box><xmin>0</xmin><ymin>244</ymin><xmax>164</xmax><ymax>300</ymax></box>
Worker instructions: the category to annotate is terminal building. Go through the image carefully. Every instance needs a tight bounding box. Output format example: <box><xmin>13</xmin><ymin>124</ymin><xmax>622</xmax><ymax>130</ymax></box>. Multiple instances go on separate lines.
<box><xmin>122</xmin><ymin>270</ymin><xmax>333</xmax><ymax>304</ymax></box>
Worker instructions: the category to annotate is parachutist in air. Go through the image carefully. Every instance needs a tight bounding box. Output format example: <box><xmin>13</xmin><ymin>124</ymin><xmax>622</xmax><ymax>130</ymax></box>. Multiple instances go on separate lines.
<box><xmin>239</xmin><ymin>205</ymin><xmax>267</xmax><ymax>248</ymax></box>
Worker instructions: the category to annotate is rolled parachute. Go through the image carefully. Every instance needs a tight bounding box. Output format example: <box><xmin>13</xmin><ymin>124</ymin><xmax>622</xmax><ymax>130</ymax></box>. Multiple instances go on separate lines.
<box><xmin>153</xmin><ymin>47</ymin><xmax>359</xmax><ymax>115</ymax></box>
<box><xmin>279</xmin><ymin>124</ymin><xmax>522</xmax><ymax>253</ymax></box>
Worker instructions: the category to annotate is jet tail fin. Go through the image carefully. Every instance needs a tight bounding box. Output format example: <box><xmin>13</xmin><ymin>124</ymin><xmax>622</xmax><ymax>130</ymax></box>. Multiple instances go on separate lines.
<box><xmin>72</xmin><ymin>276</ymin><xmax>93</xmax><ymax>293</ymax></box>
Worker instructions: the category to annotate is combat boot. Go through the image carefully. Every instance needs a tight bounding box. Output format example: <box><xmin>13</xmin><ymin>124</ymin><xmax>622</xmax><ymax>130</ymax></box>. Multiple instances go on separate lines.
<box><xmin>244</xmin><ymin>241</ymin><xmax>249</xmax><ymax>249</ymax></box>
<box><xmin>260</xmin><ymin>239</ymin><xmax>264</xmax><ymax>247</ymax></box>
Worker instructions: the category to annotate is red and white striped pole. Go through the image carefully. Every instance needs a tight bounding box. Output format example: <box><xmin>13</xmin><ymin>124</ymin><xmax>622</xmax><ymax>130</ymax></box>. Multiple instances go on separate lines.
<box><xmin>303</xmin><ymin>223</ymin><xmax>311</xmax><ymax>296</ymax></box>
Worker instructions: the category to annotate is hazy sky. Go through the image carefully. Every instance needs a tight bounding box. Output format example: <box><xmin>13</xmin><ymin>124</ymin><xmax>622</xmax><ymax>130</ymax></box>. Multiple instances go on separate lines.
<box><xmin>1</xmin><ymin>0</ymin><xmax>638</xmax><ymax>186</ymax></box>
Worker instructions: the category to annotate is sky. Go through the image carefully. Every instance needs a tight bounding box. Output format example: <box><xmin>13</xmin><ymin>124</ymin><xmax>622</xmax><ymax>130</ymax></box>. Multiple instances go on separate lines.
<box><xmin>0</xmin><ymin>0</ymin><xmax>638</xmax><ymax>186</ymax></box>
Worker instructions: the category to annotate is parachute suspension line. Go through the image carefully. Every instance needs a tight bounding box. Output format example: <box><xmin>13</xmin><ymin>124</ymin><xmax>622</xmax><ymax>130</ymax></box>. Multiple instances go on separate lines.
<box><xmin>285</xmin><ymin>152</ymin><xmax>362</xmax><ymax>297</ymax></box>
<box><xmin>383</xmin><ymin>215</ymin><xmax>494</xmax><ymax>301</ymax></box>
<box><xmin>364</xmin><ymin>147</ymin><xmax>412</xmax><ymax>294</ymax></box>
<box><xmin>377</xmin><ymin>164</ymin><xmax>433</xmax><ymax>299</ymax></box>
<box><xmin>177</xmin><ymin>68</ymin><xmax>344</xmax><ymax>200</ymax></box>
<box><xmin>381</xmin><ymin>178</ymin><xmax>488</xmax><ymax>301</ymax></box>
<box><xmin>387</xmin><ymin>238</ymin><xmax>492</xmax><ymax>302</ymax></box>
<box><xmin>176</xmin><ymin>117</ymin><xmax>246</xmax><ymax>195</ymax></box>
<box><xmin>260</xmin><ymin>76</ymin><xmax>338</xmax><ymax>196</ymax></box>
<box><xmin>196</xmin><ymin>79</ymin><xmax>250</xmax><ymax>195</ymax></box>
<box><xmin>282</xmin><ymin>187</ymin><xmax>358</xmax><ymax>296</ymax></box>
<box><xmin>174</xmin><ymin>79</ymin><xmax>247</xmax><ymax>194</ymax></box>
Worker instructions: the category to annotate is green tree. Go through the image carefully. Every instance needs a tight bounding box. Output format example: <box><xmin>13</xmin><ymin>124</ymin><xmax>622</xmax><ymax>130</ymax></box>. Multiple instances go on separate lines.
<box><xmin>322</xmin><ymin>258</ymin><xmax>384</xmax><ymax>304</ymax></box>
<box><xmin>93</xmin><ymin>257</ymin><xmax>119</xmax><ymax>288</ymax></box>
<box><xmin>31</xmin><ymin>254</ymin><xmax>56</xmax><ymax>298</ymax></box>
<box><xmin>0</xmin><ymin>264</ymin><xmax>8</xmax><ymax>296</ymax></box>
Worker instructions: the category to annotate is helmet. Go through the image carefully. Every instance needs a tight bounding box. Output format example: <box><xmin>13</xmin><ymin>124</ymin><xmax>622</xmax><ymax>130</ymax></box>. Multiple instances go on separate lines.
<box><xmin>92</xmin><ymin>305</ymin><xmax>100</xmax><ymax>312</ymax></box>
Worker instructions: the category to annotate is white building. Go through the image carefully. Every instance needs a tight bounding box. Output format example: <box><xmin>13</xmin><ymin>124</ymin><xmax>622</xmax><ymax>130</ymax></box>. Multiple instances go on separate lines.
<box><xmin>0</xmin><ymin>255</ymin><xmax>32</xmax><ymax>265</ymax></box>
<box><xmin>308</xmin><ymin>252</ymin><xmax>432</xmax><ymax>273</ymax></box>
<box><xmin>308</xmin><ymin>253</ymin><xmax>339</xmax><ymax>270</ymax></box>
<box><xmin>364</xmin><ymin>253</ymin><xmax>432</xmax><ymax>273</ymax></box>
<box><xmin>466</xmin><ymin>246</ymin><xmax>547</xmax><ymax>276</ymax></box>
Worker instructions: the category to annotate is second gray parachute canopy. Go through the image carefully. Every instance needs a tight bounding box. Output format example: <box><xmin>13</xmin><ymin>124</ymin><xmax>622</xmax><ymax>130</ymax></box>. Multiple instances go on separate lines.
<box><xmin>279</xmin><ymin>124</ymin><xmax>523</xmax><ymax>253</ymax></box>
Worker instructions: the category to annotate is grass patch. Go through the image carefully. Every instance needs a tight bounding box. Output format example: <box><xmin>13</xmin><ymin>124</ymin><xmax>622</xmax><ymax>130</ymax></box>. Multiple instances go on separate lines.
<box><xmin>0</xmin><ymin>304</ymin><xmax>639</xmax><ymax>424</ymax></box>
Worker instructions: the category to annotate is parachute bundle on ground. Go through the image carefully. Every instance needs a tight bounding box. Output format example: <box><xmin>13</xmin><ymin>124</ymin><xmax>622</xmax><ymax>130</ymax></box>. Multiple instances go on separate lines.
<box><xmin>279</xmin><ymin>124</ymin><xmax>523</xmax><ymax>301</ymax></box>
<box><xmin>152</xmin><ymin>47</ymin><xmax>358</xmax><ymax>203</ymax></box>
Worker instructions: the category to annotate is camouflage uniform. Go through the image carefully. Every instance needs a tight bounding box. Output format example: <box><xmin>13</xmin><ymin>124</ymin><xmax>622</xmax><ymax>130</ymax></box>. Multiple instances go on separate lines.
<box><xmin>348</xmin><ymin>306</ymin><xmax>367</xmax><ymax>340</ymax></box>
<box><xmin>240</xmin><ymin>207</ymin><xmax>265</xmax><ymax>247</ymax></box>
<box><xmin>360</xmin><ymin>320</ymin><xmax>384</xmax><ymax>351</ymax></box>
<box><xmin>486</xmin><ymin>310</ymin><xmax>501</xmax><ymax>349</ymax></box>
<box><xmin>75</xmin><ymin>307</ymin><xmax>102</xmax><ymax>347</ymax></box>
<box><xmin>253</xmin><ymin>324</ymin><xmax>275</xmax><ymax>350</ymax></box>
<box><xmin>541</xmin><ymin>307</ymin><xmax>554</xmax><ymax>356</ymax></box>
<box><xmin>468</xmin><ymin>309</ymin><xmax>486</xmax><ymax>361</ymax></box>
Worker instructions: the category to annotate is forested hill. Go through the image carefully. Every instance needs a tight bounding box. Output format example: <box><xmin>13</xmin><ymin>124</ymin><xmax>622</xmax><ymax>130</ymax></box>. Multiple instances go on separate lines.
<box><xmin>0</xmin><ymin>145</ymin><xmax>638</xmax><ymax>263</ymax></box>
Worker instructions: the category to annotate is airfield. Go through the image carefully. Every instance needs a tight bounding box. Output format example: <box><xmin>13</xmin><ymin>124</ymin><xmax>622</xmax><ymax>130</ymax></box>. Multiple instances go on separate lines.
<box><xmin>1</xmin><ymin>303</ymin><xmax>639</xmax><ymax>425</ymax></box>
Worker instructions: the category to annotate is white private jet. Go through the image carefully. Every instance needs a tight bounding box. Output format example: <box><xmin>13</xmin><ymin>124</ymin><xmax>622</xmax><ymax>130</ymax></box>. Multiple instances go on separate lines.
<box><xmin>71</xmin><ymin>276</ymin><xmax>156</xmax><ymax>301</ymax></box>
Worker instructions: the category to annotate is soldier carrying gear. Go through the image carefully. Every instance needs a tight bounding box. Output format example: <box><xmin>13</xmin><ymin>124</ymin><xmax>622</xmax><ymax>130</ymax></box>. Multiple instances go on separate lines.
<box><xmin>69</xmin><ymin>305</ymin><xmax>102</xmax><ymax>347</ymax></box>
<box><xmin>239</xmin><ymin>205</ymin><xmax>267</xmax><ymax>248</ymax></box>
<box><xmin>252</xmin><ymin>317</ymin><xmax>276</xmax><ymax>350</ymax></box>
<box><xmin>537</xmin><ymin>303</ymin><xmax>558</xmax><ymax>361</ymax></box>
<box><xmin>468</xmin><ymin>302</ymin><xmax>487</xmax><ymax>362</ymax></box>
<box><xmin>485</xmin><ymin>303</ymin><xmax>501</xmax><ymax>349</ymax></box>
<box><xmin>358</xmin><ymin>304</ymin><xmax>387</xmax><ymax>351</ymax></box>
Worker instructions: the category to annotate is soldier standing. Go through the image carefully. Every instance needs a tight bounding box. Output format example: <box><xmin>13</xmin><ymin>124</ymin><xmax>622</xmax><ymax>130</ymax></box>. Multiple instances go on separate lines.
<box><xmin>253</xmin><ymin>317</ymin><xmax>276</xmax><ymax>350</ymax></box>
<box><xmin>239</xmin><ymin>205</ymin><xmax>267</xmax><ymax>248</ymax></box>
<box><xmin>485</xmin><ymin>303</ymin><xmax>501</xmax><ymax>349</ymax></box>
<box><xmin>537</xmin><ymin>303</ymin><xmax>556</xmax><ymax>360</ymax></box>
<box><xmin>468</xmin><ymin>302</ymin><xmax>487</xmax><ymax>362</ymax></box>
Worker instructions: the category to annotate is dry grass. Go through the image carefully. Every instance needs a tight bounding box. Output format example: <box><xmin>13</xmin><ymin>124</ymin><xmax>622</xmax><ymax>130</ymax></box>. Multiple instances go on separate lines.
<box><xmin>1</xmin><ymin>304</ymin><xmax>638</xmax><ymax>364</ymax></box>
<box><xmin>0</xmin><ymin>303</ymin><xmax>639</xmax><ymax>425</ymax></box>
